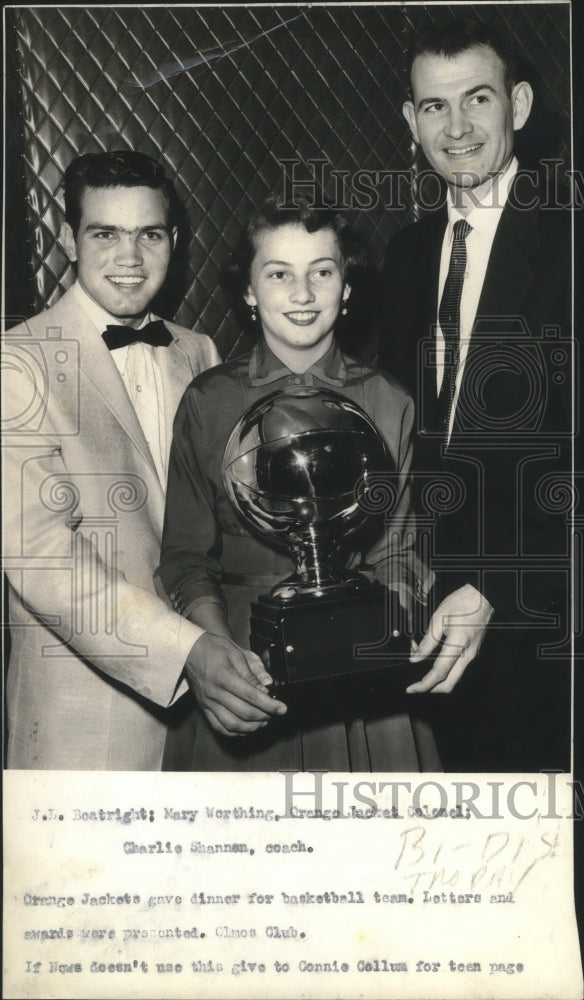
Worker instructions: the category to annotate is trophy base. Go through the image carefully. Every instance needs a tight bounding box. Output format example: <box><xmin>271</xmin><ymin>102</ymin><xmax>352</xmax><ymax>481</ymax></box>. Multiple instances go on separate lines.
<box><xmin>269</xmin><ymin>569</ymin><xmax>368</xmax><ymax>601</ymax></box>
<box><xmin>249</xmin><ymin>582</ymin><xmax>424</xmax><ymax>723</ymax></box>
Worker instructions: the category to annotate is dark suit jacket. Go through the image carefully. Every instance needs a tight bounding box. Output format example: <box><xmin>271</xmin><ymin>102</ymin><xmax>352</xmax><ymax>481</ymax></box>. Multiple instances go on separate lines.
<box><xmin>379</xmin><ymin>170</ymin><xmax>572</xmax><ymax>770</ymax></box>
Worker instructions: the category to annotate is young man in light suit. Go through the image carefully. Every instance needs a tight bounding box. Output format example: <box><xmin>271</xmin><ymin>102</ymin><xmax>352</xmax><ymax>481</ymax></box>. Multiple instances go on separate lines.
<box><xmin>2</xmin><ymin>151</ymin><xmax>286</xmax><ymax>769</ymax></box>
<box><xmin>380</xmin><ymin>20</ymin><xmax>572</xmax><ymax>770</ymax></box>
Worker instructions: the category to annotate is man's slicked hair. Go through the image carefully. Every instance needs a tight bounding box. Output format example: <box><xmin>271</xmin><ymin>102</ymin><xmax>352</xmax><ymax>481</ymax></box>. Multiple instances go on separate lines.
<box><xmin>62</xmin><ymin>150</ymin><xmax>178</xmax><ymax>236</ymax></box>
<box><xmin>407</xmin><ymin>19</ymin><xmax>523</xmax><ymax>96</ymax></box>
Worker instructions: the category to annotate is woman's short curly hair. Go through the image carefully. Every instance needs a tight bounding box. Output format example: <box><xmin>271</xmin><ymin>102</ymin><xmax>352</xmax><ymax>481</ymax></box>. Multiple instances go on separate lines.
<box><xmin>225</xmin><ymin>193</ymin><xmax>368</xmax><ymax>297</ymax></box>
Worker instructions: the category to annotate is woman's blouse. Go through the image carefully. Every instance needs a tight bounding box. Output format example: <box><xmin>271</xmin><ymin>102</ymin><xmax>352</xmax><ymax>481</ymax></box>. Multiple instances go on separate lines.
<box><xmin>158</xmin><ymin>339</ymin><xmax>432</xmax><ymax>621</ymax></box>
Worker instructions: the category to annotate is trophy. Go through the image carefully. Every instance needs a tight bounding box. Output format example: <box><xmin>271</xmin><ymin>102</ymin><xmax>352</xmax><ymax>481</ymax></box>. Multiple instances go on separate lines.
<box><xmin>222</xmin><ymin>385</ymin><xmax>416</xmax><ymax>721</ymax></box>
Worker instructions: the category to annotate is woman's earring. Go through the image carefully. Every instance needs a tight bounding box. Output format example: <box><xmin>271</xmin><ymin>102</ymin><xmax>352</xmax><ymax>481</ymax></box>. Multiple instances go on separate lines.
<box><xmin>341</xmin><ymin>299</ymin><xmax>348</xmax><ymax>316</ymax></box>
<box><xmin>250</xmin><ymin>304</ymin><xmax>257</xmax><ymax>323</ymax></box>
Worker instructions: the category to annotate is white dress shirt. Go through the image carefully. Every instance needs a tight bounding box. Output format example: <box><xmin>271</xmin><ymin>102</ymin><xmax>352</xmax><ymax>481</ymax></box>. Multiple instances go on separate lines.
<box><xmin>72</xmin><ymin>281</ymin><xmax>169</xmax><ymax>488</ymax></box>
<box><xmin>437</xmin><ymin>157</ymin><xmax>518</xmax><ymax>440</ymax></box>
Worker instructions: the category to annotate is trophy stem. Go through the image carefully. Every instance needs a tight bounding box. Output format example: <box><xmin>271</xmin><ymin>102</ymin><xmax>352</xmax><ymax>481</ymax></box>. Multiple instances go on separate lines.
<box><xmin>294</xmin><ymin>525</ymin><xmax>339</xmax><ymax>589</ymax></box>
<box><xmin>271</xmin><ymin>526</ymin><xmax>364</xmax><ymax>600</ymax></box>
<box><xmin>305</xmin><ymin>526</ymin><xmax>325</xmax><ymax>590</ymax></box>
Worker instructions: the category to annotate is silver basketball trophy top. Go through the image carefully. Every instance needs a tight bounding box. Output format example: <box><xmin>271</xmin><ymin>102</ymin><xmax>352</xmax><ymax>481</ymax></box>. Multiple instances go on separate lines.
<box><xmin>222</xmin><ymin>384</ymin><xmax>390</xmax><ymax>601</ymax></box>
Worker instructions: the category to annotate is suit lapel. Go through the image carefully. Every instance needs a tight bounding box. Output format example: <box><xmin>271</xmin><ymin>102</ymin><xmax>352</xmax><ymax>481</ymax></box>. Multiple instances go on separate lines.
<box><xmin>452</xmin><ymin>178</ymin><xmax>539</xmax><ymax>437</ymax></box>
<box><xmin>158</xmin><ymin>333</ymin><xmax>198</xmax><ymax>461</ymax></box>
<box><xmin>475</xmin><ymin>189</ymin><xmax>538</xmax><ymax>322</ymax></box>
<box><xmin>52</xmin><ymin>290</ymin><xmax>161</xmax><ymax>478</ymax></box>
<box><xmin>416</xmin><ymin>211</ymin><xmax>446</xmax><ymax>434</ymax></box>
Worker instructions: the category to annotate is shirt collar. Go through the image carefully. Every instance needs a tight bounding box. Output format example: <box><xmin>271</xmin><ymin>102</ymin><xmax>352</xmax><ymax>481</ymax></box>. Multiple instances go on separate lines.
<box><xmin>72</xmin><ymin>281</ymin><xmax>153</xmax><ymax>372</ymax></box>
<box><xmin>447</xmin><ymin>155</ymin><xmax>518</xmax><ymax>241</ymax></box>
<box><xmin>248</xmin><ymin>339</ymin><xmax>347</xmax><ymax>387</ymax></box>
<box><xmin>72</xmin><ymin>280</ymin><xmax>153</xmax><ymax>335</ymax></box>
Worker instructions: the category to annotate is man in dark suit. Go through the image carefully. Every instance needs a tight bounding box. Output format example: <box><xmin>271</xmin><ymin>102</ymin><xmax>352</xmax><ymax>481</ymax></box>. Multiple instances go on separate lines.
<box><xmin>379</xmin><ymin>20</ymin><xmax>572</xmax><ymax>771</ymax></box>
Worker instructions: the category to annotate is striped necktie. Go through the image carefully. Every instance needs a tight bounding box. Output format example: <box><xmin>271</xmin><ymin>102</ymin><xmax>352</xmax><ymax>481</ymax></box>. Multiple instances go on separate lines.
<box><xmin>437</xmin><ymin>219</ymin><xmax>471</xmax><ymax>438</ymax></box>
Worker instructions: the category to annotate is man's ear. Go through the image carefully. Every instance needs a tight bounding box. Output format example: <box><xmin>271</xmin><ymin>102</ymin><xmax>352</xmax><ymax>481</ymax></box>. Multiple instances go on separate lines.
<box><xmin>171</xmin><ymin>226</ymin><xmax>178</xmax><ymax>250</ymax></box>
<box><xmin>511</xmin><ymin>81</ymin><xmax>534</xmax><ymax>131</ymax></box>
<box><xmin>60</xmin><ymin>222</ymin><xmax>78</xmax><ymax>263</ymax></box>
<box><xmin>402</xmin><ymin>100</ymin><xmax>420</xmax><ymax>144</ymax></box>
<box><xmin>243</xmin><ymin>286</ymin><xmax>257</xmax><ymax>307</ymax></box>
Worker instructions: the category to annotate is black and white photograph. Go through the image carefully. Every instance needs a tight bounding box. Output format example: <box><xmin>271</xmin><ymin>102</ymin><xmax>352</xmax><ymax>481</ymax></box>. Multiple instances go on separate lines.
<box><xmin>2</xmin><ymin>3</ymin><xmax>582</xmax><ymax>997</ymax></box>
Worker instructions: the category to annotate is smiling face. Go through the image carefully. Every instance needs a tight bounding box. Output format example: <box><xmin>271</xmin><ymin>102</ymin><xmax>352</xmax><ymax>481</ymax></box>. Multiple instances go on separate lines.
<box><xmin>403</xmin><ymin>45</ymin><xmax>533</xmax><ymax>201</ymax></box>
<box><xmin>244</xmin><ymin>223</ymin><xmax>349</xmax><ymax>372</ymax></box>
<box><xmin>60</xmin><ymin>185</ymin><xmax>176</xmax><ymax>325</ymax></box>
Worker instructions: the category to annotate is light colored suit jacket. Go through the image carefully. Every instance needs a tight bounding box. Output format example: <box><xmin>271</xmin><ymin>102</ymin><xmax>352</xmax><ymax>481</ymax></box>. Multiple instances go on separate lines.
<box><xmin>2</xmin><ymin>286</ymin><xmax>221</xmax><ymax>769</ymax></box>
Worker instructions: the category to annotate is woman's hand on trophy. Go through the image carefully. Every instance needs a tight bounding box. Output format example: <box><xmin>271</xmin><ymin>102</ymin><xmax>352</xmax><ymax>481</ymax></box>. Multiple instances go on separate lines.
<box><xmin>405</xmin><ymin>584</ymin><xmax>494</xmax><ymax>694</ymax></box>
<box><xmin>185</xmin><ymin>633</ymin><xmax>287</xmax><ymax>736</ymax></box>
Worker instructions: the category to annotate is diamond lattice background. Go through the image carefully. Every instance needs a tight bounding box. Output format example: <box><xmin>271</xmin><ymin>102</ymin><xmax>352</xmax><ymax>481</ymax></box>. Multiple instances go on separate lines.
<box><xmin>6</xmin><ymin>4</ymin><xmax>571</xmax><ymax>359</ymax></box>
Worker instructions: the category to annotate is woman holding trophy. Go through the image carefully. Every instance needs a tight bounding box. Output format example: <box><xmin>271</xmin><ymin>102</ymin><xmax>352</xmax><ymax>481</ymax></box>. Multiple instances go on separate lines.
<box><xmin>159</xmin><ymin>194</ymin><xmax>440</xmax><ymax>772</ymax></box>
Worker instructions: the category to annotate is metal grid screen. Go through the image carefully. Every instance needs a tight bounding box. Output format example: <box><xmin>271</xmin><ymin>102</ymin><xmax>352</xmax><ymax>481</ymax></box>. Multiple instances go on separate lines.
<box><xmin>7</xmin><ymin>3</ymin><xmax>570</xmax><ymax>359</ymax></box>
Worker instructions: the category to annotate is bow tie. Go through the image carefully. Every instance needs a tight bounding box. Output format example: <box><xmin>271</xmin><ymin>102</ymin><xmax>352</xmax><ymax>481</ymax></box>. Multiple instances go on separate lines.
<box><xmin>102</xmin><ymin>320</ymin><xmax>173</xmax><ymax>351</ymax></box>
